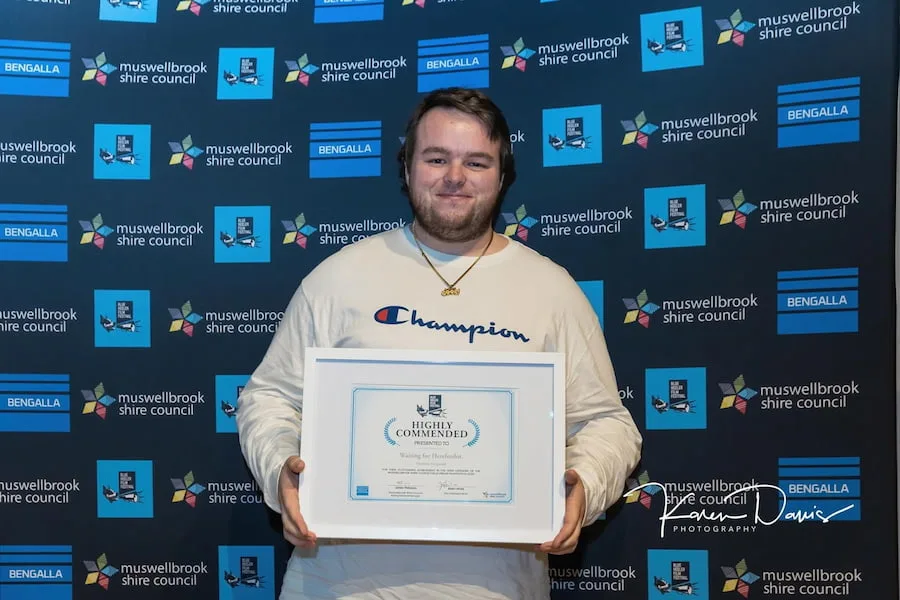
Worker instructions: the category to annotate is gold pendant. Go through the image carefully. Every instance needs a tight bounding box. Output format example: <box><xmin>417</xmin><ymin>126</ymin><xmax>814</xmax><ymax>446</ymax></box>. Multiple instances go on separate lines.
<box><xmin>441</xmin><ymin>287</ymin><xmax>460</xmax><ymax>297</ymax></box>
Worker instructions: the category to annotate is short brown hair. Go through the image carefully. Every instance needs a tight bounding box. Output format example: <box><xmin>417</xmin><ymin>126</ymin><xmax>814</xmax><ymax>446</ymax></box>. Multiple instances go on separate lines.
<box><xmin>397</xmin><ymin>87</ymin><xmax>517</xmax><ymax>201</ymax></box>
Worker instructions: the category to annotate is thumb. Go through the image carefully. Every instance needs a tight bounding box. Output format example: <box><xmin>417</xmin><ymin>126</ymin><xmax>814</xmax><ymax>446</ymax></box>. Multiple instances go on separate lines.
<box><xmin>565</xmin><ymin>469</ymin><xmax>581</xmax><ymax>486</ymax></box>
<box><xmin>285</xmin><ymin>456</ymin><xmax>305</xmax><ymax>474</ymax></box>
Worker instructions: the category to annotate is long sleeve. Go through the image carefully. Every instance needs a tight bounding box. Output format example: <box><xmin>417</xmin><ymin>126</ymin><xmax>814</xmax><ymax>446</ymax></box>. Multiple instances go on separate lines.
<box><xmin>559</xmin><ymin>289</ymin><xmax>643</xmax><ymax>526</ymax></box>
<box><xmin>235</xmin><ymin>283</ymin><xmax>317</xmax><ymax>514</ymax></box>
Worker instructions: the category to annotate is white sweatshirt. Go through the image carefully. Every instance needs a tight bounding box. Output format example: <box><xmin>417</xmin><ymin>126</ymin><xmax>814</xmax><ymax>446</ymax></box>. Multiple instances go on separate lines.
<box><xmin>236</xmin><ymin>225</ymin><xmax>642</xmax><ymax>599</ymax></box>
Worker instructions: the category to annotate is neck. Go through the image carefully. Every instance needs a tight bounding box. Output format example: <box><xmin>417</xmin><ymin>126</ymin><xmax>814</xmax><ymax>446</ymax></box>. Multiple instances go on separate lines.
<box><xmin>411</xmin><ymin>222</ymin><xmax>507</xmax><ymax>257</ymax></box>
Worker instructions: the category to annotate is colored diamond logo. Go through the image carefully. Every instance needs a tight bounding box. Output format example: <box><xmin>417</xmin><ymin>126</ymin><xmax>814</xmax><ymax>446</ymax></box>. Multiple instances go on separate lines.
<box><xmin>175</xmin><ymin>0</ymin><xmax>211</xmax><ymax>16</ymax></box>
<box><xmin>282</xmin><ymin>214</ymin><xmax>317</xmax><ymax>248</ymax></box>
<box><xmin>168</xmin><ymin>134</ymin><xmax>204</xmax><ymax>170</ymax></box>
<box><xmin>718</xmin><ymin>190</ymin><xmax>757</xmax><ymax>229</ymax></box>
<box><xmin>500</xmin><ymin>37</ymin><xmax>536</xmax><ymax>72</ymax></box>
<box><xmin>624</xmin><ymin>470</ymin><xmax>663</xmax><ymax>509</ymax></box>
<box><xmin>621</xmin><ymin>111</ymin><xmax>659</xmax><ymax>149</ymax></box>
<box><xmin>81</xmin><ymin>382</ymin><xmax>118</xmax><ymax>420</ymax></box>
<box><xmin>622</xmin><ymin>289</ymin><xmax>660</xmax><ymax>328</ymax></box>
<box><xmin>721</xmin><ymin>559</ymin><xmax>760</xmax><ymax>597</ymax></box>
<box><xmin>500</xmin><ymin>204</ymin><xmax>538</xmax><ymax>242</ymax></box>
<box><xmin>81</xmin><ymin>52</ymin><xmax>117</xmax><ymax>86</ymax></box>
<box><xmin>716</xmin><ymin>10</ymin><xmax>757</xmax><ymax>47</ymax></box>
<box><xmin>719</xmin><ymin>374</ymin><xmax>758</xmax><ymax>415</ymax></box>
<box><xmin>168</xmin><ymin>300</ymin><xmax>204</xmax><ymax>337</ymax></box>
<box><xmin>285</xmin><ymin>54</ymin><xmax>320</xmax><ymax>87</ymax></box>
<box><xmin>79</xmin><ymin>214</ymin><xmax>115</xmax><ymax>249</ymax></box>
<box><xmin>402</xmin><ymin>0</ymin><xmax>426</xmax><ymax>6</ymax></box>
<box><xmin>83</xmin><ymin>553</ymin><xmax>119</xmax><ymax>589</ymax></box>
<box><xmin>171</xmin><ymin>471</ymin><xmax>207</xmax><ymax>507</ymax></box>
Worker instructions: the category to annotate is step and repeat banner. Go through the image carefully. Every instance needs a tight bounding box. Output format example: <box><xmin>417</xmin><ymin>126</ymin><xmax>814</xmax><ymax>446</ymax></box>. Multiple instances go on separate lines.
<box><xmin>0</xmin><ymin>0</ymin><xmax>897</xmax><ymax>598</ymax></box>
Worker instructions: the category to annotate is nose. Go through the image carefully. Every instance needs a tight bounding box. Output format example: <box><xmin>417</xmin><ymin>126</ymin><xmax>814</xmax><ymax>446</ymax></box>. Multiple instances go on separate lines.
<box><xmin>443</xmin><ymin>160</ymin><xmax>466</xmax><ymax>186</ymax></box>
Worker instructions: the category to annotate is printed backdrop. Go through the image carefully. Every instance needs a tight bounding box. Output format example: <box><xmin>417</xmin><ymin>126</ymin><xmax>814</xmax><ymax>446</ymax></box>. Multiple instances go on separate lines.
<box><xmin>0</xmin><ymin>0</ymin><xmax>897</xmax><ymax>599</ymax></box>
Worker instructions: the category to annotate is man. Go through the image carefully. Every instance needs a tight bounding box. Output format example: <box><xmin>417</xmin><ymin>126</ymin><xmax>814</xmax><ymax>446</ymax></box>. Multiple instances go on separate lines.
<box><xmin>236</xmin><ymin>87</ymin><xmax>642</xmax><ymax>599</ymax></box>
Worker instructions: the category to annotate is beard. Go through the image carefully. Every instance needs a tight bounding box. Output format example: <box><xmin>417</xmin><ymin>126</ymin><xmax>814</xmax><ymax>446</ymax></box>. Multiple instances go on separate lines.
<box><xmin>408</xmin><ymin>189</ymin><xmax>499</xmax><ymax>244</ymax></box>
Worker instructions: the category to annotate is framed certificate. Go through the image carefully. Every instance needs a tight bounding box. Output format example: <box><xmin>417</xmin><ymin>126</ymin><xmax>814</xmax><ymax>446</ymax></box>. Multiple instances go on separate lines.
<box><xmin>298</xmin><ymin>347</ymin><xmax>567</xmax><ymax>544</ymax></box>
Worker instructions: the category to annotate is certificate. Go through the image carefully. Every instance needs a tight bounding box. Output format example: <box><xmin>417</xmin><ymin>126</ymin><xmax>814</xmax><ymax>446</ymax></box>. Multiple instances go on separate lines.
<box><xmin>299</xmin><ymin>348</ymin><xmax>566</xmax><ymax>544</ymax></box>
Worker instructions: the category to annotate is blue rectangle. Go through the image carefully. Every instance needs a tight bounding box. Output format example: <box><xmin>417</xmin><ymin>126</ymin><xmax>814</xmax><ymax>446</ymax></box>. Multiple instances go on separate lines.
<box><xmin>314</xmin><ymin>0</ymin><xmax>381</xmax><ymax>5</ymax></box>
<box><xmin>418</xmin><ymin>34</ymin><xmax>489</xmax><ymax>47</ymax></box>
<box><xmin>778</xmin><ymin>479</ymin><xmax>860</xmax><ymax>498</ymax></box>
<box><xmin>779</xmin><ymin>499</ymin><xmax>860</xmax><ymax>521</ymax></box>
<box><xmin>418</xmin><ymin>70</ymin><xmax>489</xmax><ymax>93</ymax></box>
<box><xmin>0</xmin><ymin>242</ymin><xmax>67</xmax><ymax>262</ymax></box>
<box><xmin>93</xmin><ymin>289</ymin><xmax>152</xmax><ymax>348</ymax></box>
<box><xmin>778</xmin><ymin>456</ymin><xmax>860</xmax><ymax>466</ymax></box>
<box><xmin>0</xmin><ymin>76</ymin><xmax>69</xmax><ymax>98</ymax></box>
<box><xmin>0</xmin><ymin>40</ymin><xmax>71</xmax><ymax>51</ymax></box>
<box><xmin>578</xmin><ymin>280</ymin><xmax>604</xmax><ymax>329</ymax></box>
<box><xmin>417</xmin><ymin>53</ymin><xmax>489</xmax><ymax>74</ymax></box>
<box><xmin>216</xmin><ymin>375</ymin><xmax>249</xmax><ymax>434</ymax></box>
<box><xmin>214</xmin><ymin>206</ymin><xmax>271</xmax><ymax>264</ymax></box>
<box><xmin>777</xmin><ymin>100</ymin><xmax>859</xmax><ymax>126</ymax></box>
<box><xmin>93</xmin><ymin>124</ymin><xmax>152</xmax><ymax>181</ymax></box>
<box><xmin>96</xmin><ymin>459</ymin><xmax>154</xmax><ymax>518</ymax></box>
<box><xmin>777</xmin><ymin>120</ymin><xmax>859</xmax><ymax>148</ymax></box>
<box><xmin>777</xmin><ymin>87</ymin><xmax>859</xmax><ymax>105</ymax></box>
<box><xmin>417</xmin><ymin>43</ymin><xmax>490</xmax><ymax>57</ymax></box>
<box><xmin>218</xmin><ymin>546</ymin><xmax>275</xmax><ymax>600</ymax></box>
<box><xmin>0</xmin><ymin>225</ymin><xmax>67</xmax><ymax>242</ymax></box>
<box><xmin>309</xmin><ymin>140</ymin><xmax>380</xmax><ymax>158</ymax></box>
<box><xmin>314</xmin><ymin>3</ymin><xmax>383</xmax><ymax>23</ymax></box>
<box><xmin>647</xmin><ymin>549</ymin><xmax>709</xmax><ymax>600</ymax></box>
<box><xmin>309</xmin><ymin>129</ymin><xmax>381</xmax><ymax>141</ymax></box>
<box><xmin>777</xmin><ymin>267</ymin><xmax>858</xmax><ymax>279</ymax></box>
<box><xmin>0</xmin><ymin>584</ymin><xmax>72</xmax><ymax>600</ymax></box>
<box><xmin>0</xmin><ymin>565</ymin><xmax>72</xmax><ymax>583</ymax></box>
<box><xmin>777</xmin><ymin>311</ymin><xmax>858</xmax><ymax>334</ymax></box>
<box><xmin>309</xmin><ymin>157</ymin><xmax>381</xmax><ymax>179</ymax></box>
<box><xmin>777</xmin><ymin>277</ymin><xmax>858</xmax><ymax>291</ymax></box>
<box><xmin>2</xmin><ymin>395</ymin><xmax>70</xmax><ymax>412</ymax></box>
<box><xmin>99</xmin><ymin>0</ymin><xmax>157</xmax><ymax>23</ymax></box>
<box><xmin>777</xmin><ymin>291</ymin><xmax>857</xmax><ymax>312</ymax></box>
<box><xmin>645</xmin><ymin>367</ymin><xmax>706</xmax><ymax>430</ymax></box>
<box><xmin>216</xmin><ymin>48</ymin><xmax>275</xmax><ymax>101</ymax></box>
<box><xmin>640</xmin><ymin>7</ymin><xmax>705</xmax><ymax>73</ymax></box>
<box><xmin>643</xmin><ymin>184</ymin><xmax>705</xmax><ymax>248</ymax></box>
<box><xmin>0</xmin><ymin>204</ymin><xmax>67</xmax><ymax>213</ymax></box>
<box><xmin>310</xmin><ymin>120</ymin><xmax>381</xmax><ymax>130</ymax></box>
<box><xmin>0</xmin><ymin>381</ymin><xmax>70</xmax><ymax>391</ymax></box>
<box><xmin>0</xmin><ymin>375</ymin><xmax>69</xmax><ymax>384</ymax></box>
<box><xmin>0</xmin><ymin>554</ymin><xmax>72</xmax><ymax>564</ymax></box>
<box><xmin>777</xmin><ymin>76</ymin><xmax>860</xmax><ymax>94</ymax></box>
<box><xmin>0</xmin><ymin>213</ymin><xmax>67</xmax><ymax>223</ymax></box>
<box><xmin>0</xmin><ymin>547</ymin><xmax>72</xmax><ymax>553</ymax></box>
<box><xmin>0</xmin><ymin>413</ymin><xmax>69</xmax><ymax>432</ymax></box>
<box><xmin>778</xmin><ymin>466</ymin><xmax>860</xmax><ymax>477</ymax></box>
<box><xmin>1</xmin><ymin>57</ymin><xmax>71</xmax><ymax>74</ymax></box>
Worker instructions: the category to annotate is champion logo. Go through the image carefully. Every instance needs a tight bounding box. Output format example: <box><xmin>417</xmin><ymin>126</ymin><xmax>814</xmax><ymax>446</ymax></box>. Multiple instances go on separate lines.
<box><xmin>373</xmin><ymin>305</ymin><xmax>530</xmax><ymax>344</ymax></box>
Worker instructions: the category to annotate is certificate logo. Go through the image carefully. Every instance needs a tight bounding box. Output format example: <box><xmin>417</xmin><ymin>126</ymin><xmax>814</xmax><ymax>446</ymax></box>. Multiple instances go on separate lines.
<box><xmin>218</xmin><ymin>546</ymin><xmax>274</xmax><ymax>599</ymax></box>
<box><xmin>645</xmin><ymin>367</ymin><xmax>706</xmax><ymax>430</ymax></box>
<box><xmin>96</xmin><ymin>459</ymin><xmax>154</xmax><ymax>518</ymax></box>
<box><xmin>645</xmin><ymin>184</ymin><xmax>707</xmax><ymax>249</ymax></box>
<box><xmin>93</xmin><ymin>124</ymin><xmax>152</xmax><ymax>180</ymax></box>
<box><xmin>94</xmin><ymin>289</ymin><xmax>151</xmax><ymax>348</ymax></box>
<box><xmin>648</xmin><ymin>549</ymin><xmax>709</xmax><ymax>599</ymax></box>
<box><xmin>640</xmin><ymin>7</ymin><xmax>705</xmax><ymax>72</ymax></box>
<box><xmin>542</xmin><ymin>104</ymin><xmax>602</xmax><ymax>168</ymax></box>
<box><xmin>216</xmin><ymin>48</ymin><xmax>275</xmax><ymax>101</ymax></box>
<box><xmin>215</xmin><ymin>375</ymin><xmax>248</xmax><ymax>433</ymax></box>
<box><xmin>417</xmin><ymin>394</ymin><xmax>445</xmax><ymax>418</ymax></box>
<box><xmin>214</xmin><ymin>206</ymin><xmax>271</xmax><ymax>263</ymax></box>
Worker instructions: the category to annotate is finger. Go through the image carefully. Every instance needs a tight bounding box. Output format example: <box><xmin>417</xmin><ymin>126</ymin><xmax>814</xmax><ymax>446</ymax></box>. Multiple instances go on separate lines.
<box><xmin>286</xmin><ymin>456</ymin><xmax>306</xmax><ymax>474</ymax></box>
<box><xmin>283</xmin><ymin>530</ymin><xmax>316</xmax><ymax>548</ymax></box>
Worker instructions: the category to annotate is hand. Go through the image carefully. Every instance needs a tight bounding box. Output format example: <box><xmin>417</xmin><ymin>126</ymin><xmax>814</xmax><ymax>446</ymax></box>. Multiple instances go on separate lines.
<box><xmin>278</xmin><ymin>456</ymin><xmax>317</xmax><ymax>549</ymax></box>
<box><xmin>538</xmin><ymin>469</ymin><xmax>586</xmax><ymax>555</ymax></box>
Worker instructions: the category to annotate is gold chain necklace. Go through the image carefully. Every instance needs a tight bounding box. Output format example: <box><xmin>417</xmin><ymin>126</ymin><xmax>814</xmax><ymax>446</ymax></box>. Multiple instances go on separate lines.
<box><xmin>411</xmin><ymin>222</ymin><xmax>493</xmax><ymax>297</ymax></box>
